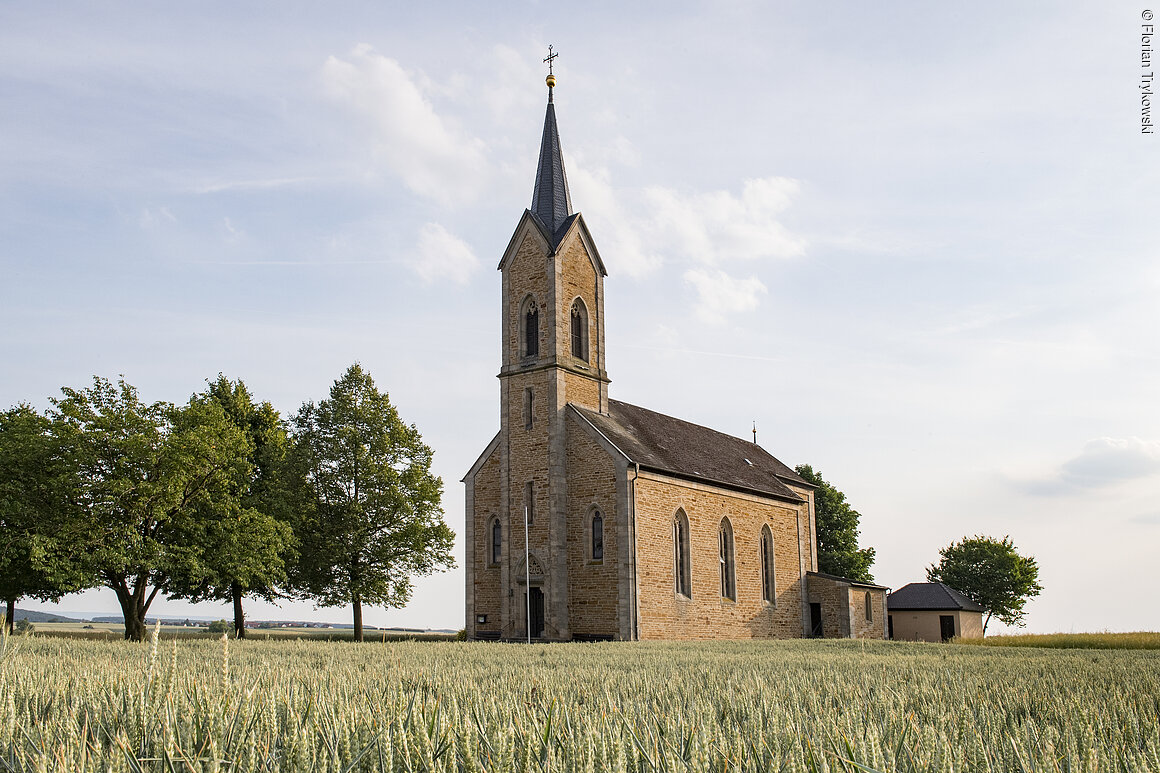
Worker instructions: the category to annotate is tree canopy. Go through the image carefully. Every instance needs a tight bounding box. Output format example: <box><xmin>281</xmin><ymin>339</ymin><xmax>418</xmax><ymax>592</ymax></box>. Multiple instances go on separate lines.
<box><xmin>162</xmin><ymin>376</ymin><xmax>295</xmax><ymax>638</ymax></box>
<box><xmin>794</xmin><ymin>464</ymin><xmax>876</xmax><ymax>583</ymax></box>
<box><xmin>49</xmin><ymin>377</ymin><xmax>255</xmax><ymax>641</ymax></box>
<box><xmin>291</xmin><ymin>364</ymin><xmax>454</xmax><ymax>641</ymax></box>
<box><xmin>0</xmin><ymin>405</ymin><xmax>87</xmax><ymax>632</ymax></box>
<box><xmin>927</xmin><ymin>534</ymin><xmax>1042</xmax><ymax>633</ymax></box>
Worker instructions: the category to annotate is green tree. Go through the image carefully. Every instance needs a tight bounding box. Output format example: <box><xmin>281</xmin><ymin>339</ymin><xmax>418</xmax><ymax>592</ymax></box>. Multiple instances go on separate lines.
<box><xmin>164</xmin><ymin>376</ymin><xmax>295</xmax><ymax>639</ymax></box>
<box><xmin>50</xmin><ymin>377</ymin><xmax>254</xmax><ymax>641</ymax></box>
<box><xmin>927</xmin><ymin>534</ymin><xmax>1042</xmax><ymax>633</ymax></box>
<box><xmin>794</xmin><ymin>464</ymin><xmax>876</xmax><ymax>583</ymax></box>
<box><xmin>0</xmin><ymin>405</ymin><xmax>87</xmax><ymax>633</ymax></box>
<box><xmin>290</xmin><ymin>364</ymin><xmax>454</xmax><ymax>642</ymax></box>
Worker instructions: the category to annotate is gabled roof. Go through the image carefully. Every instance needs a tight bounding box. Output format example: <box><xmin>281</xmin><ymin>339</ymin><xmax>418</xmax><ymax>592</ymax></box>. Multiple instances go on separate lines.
<box><xmin>531</xmin><ymin>98</ymin><xmax>572</xmax><ymax>237</ymax></box>
<box><xmin>570</xmin><ymin>400</ymin><xmax>810</xmax><ymax>503</ymax></box>
<box><xmin>887</xmin><ymin>582</ymin><xmax>985</xmax><ymax>612</ymax></box>
<box><xmin>497</xmin><ymin>209</ymin><xmax>607</xmax><ymax>276</ymax></box>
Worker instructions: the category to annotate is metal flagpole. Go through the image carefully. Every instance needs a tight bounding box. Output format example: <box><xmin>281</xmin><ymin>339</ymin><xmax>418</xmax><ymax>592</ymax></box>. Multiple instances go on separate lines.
<box><xmin>525</xmin><ymin>501</ymin><xmax>531</xmax><ymax>644</ymax></box>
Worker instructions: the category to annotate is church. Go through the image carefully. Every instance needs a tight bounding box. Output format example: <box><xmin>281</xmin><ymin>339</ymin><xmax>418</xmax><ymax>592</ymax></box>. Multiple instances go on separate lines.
<box><xmin>463</xmin><ymin>66</ymin><xmax>887</xmax><ymax>642</ymax></box>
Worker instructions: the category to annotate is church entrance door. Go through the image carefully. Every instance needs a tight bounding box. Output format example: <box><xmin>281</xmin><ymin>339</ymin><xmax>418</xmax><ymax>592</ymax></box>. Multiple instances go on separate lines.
<box><xmin>527</xmin><ymin>587</ymin><xmax>545</xmax><ymax>639</ymax></box>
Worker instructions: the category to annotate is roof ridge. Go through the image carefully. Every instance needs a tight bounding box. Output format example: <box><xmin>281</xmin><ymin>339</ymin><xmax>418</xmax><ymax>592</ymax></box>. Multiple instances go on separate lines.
<box><xmin>608</xmin><ymin>398</ymin><xmax>757</xmax><ymax>449</ymax></box>
<box><xmin>608</xmin><ymin>399</ymin><xmax>808</xmax><ymax>485</ymax></box>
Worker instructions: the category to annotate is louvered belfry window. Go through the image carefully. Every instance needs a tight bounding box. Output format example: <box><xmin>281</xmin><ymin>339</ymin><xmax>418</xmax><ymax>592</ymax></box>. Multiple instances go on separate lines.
<box><xmin>570</xmin><ymin>300</ymin><xmax>588</xmax><ymax>362</ymax></box>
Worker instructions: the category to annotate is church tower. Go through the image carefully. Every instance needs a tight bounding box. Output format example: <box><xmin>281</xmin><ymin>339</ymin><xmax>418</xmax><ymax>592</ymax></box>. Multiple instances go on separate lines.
<box><xmin>486</xmin><ymin>65</ymin><xmax>608</xmax><ymax>640</ymax></box>
<box><xmin>467</xmin><ymin>60</ymin><xmax>836</xmax><ymax>644</ymax></box>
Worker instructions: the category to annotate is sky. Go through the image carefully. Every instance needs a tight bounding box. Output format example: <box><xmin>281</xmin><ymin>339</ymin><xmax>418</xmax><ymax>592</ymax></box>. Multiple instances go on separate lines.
<box><xmin>2</xmin><ymin>1</ymin><xmax>1157</xmax><ymax>634</ymax></box>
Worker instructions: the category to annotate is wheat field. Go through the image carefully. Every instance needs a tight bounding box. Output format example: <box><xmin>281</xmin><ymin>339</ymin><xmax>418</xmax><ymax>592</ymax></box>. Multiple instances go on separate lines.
<box><xmin>2</xmin><ymin>627</ymin><xmax>1158</xmax><ymax>772</ymax></box>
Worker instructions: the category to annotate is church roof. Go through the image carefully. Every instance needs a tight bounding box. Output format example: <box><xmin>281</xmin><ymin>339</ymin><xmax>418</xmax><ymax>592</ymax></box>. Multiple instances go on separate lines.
<box><xmin>571</xmin><ymin>400</ymin><xmax>810</xmax><ymax>503</ymax></box>
<box><xmin>887</xmin><ymin>582</ymin><xmax>985</xmax><ymax>612</ymax></box>
<box><xmin>530</xmin><ymin>90</ymin><xmax>573</xmax><ymax>242</ymax></box>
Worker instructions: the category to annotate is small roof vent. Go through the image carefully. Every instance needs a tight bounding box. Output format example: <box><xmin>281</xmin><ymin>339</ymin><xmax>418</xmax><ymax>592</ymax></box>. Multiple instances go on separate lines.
<box><xmin>743</xmin><ymin>458</ymin><xmax>753</xmax><ymax>466</ymax></box>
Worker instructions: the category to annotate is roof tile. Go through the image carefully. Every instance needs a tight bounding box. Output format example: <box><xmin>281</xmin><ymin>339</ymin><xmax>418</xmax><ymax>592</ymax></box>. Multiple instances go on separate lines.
<box><xmin>572</xmin><ymin>400</ymin><xmax>809</xmax><ymax>502</ymax></box>
<box><xmin>887</xmin><ymin>582</ymin><xmax>985</xmax><ymax>612</ymax></box>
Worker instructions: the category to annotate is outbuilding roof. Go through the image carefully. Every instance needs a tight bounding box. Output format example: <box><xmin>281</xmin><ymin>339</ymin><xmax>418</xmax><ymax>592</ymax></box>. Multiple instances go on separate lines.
<box><xmin>570</xmin><ymin>399</ymin><xmax>810</xmax><ymax>503</ymax></box>
<box><xmin>807</xmin><ymin>570</ymin><xmax>890</xmax><ymax>590</ymax></box>
<box><xmin>887</xmin><ymin>582</ymin><xmax>985</xmax><ymax>612</ymax></box>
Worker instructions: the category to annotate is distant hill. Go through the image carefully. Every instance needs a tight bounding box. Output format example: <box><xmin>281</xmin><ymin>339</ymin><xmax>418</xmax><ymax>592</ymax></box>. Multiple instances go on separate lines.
<box><xmin>13</xmin><ymin>610</ymin><xmax>81</xmax><ymax>623</ymax></box>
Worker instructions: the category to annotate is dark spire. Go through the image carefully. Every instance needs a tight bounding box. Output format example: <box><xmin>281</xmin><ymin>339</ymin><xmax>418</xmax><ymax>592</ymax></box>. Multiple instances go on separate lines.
<box><xmin>531</xmin><ymin>50</ymin><xmax>572</xmax><ymax>236</ymax></box>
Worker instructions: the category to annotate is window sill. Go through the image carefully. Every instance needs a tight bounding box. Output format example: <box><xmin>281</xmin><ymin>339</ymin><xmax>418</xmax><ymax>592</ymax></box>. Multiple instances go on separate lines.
<box><xmin>587</xmin><ymin>559</ymin><xmax>604</xmax><ymax>566</ymax></box>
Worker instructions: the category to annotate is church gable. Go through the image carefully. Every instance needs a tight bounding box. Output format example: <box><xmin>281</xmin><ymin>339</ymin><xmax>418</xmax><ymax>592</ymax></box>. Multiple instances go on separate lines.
<box><xmin>500</xmin><ymin>221</ymin><xmax>554</xmax><ymax>371</ymax></box>
<box><xmin>497</xmin><ymin>210</ymin><xmax>552</xmax><ymax>272</ymax></box>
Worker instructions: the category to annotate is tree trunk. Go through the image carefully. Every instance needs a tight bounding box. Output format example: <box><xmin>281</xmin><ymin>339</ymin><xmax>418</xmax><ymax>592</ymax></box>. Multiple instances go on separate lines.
<box><xmin>118</xmin><ymin>597</ymin><xmax>146</xmax><ymax>641</ymax></box>
<box><xmin>232</xmin><ymin>582</ymin><xmax>246</xmax><ymax>640</ymax></box>
<box><xmin>113</xmin><ymin>581</ymin><xmax>150</xmax><ymax>641</ymax></box>
<box><xmin>352</xmin><ymin>596</ymin><xmax>363</xmax><ymax>642</ymax></box>
<box><xmin>4</xmin><ymin>598</ymin><xmax>14</xmax><ymax>634</ymax></box>
<box><xmin>983</xmin><ymin>612</ymin><xmax>992</xmax><ymax>635</ymax></box>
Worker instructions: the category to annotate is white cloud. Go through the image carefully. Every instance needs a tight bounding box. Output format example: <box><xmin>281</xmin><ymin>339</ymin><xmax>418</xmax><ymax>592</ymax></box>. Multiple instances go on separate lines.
<box><xmin>569</xmin><ymin>165</ymin><xmax>806</xmax><ymax>281</ymax></box>
<box><xmin>193</xmin><ymin>177</ymin><xmax>316</xmax><ymax>194</ymax></box>
<box><xmin>1058</xmin><ymin>437</ymin><xmax>1160</xmax><ymax>488</ymax></box>
<box><xmin>138</xmin><ymin>206</ymin><xmax>176</xmax><ymax>230</ymax></box>
<box><xmin>1015</xmin><ymin>437</ymin><xmax>1160</xmax><ymax>496</ymax></box>
<box><xmin>320</xmin><ymin>45</ymin><xmax>487</xmax><ymax>205</ymax></box>
<box><xmin>568</xmin><ymin>164</ymin><xmax>663</xmax><ymax>278</ymax></box>
<box><xmin>683</xmin><ymin>268</ymin><xmax>767</xmax><ymax>324</ymax></box>
<box><xmin>410</xmin><ymin>222</ymin><xmax>479</xmax><ymax>284</ymax></box>
<box><xmin>476</xmin><ymin>44</ymin><xmax>539</xmax><ymax>123</ymax></box>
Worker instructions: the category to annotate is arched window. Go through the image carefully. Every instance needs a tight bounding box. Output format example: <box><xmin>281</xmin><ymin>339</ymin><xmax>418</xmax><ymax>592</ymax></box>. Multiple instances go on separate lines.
<box><xmin>524</xmin><ymin>388</ymin><xmax>534</xmax><ymax>430</ymax></box>
<box><xmin>522</xmin><ymin>297</ymin><xmax>539</xmax><ymax>359</ymax></box>
<box><xmin>719</xmin><ymin>518</ymin><xmax>735</xmax><ymax>600</ymax></box>
<box><xmin>864</xmin><ymin>591</ymin><xmax>873</xmax><ymax>621</ymax></box>
<box><xmin>489</xmin><ymin>518</ymin><xmax>501</xmax><ymax>566</ymax></box>
<box><xmin>673</xmin><ymin>509</ymin><xmax>691</xmax><ymax>597</ymax></box>
<box><xmin>591</xmin><ymin>510</ymin><xmax>604</xmax><ymax>561</ymax></box>
<box><xmin>760</xmin><ymin>525</ymin><xmax>775</xmax><ymax>604</ymax></box>
<box><xmin>570</xmin><ymin>299</ymin><xmax>589</xmax><ymax>362</ymax></box>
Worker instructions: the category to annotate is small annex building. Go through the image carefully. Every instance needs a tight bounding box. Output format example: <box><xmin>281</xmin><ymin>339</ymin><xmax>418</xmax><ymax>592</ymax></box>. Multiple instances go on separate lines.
<box><xmin>887</xmin><ymin>582</ymin><xmax>984</xmax><ymax>642</ymax></box>
<box><xmin>463</xmin><ymin>68</ymin><xmax>886</xmax><ymax>643</ymax></box>
<box><xmin>806</xmin><ymin>571</ymin><xmax>889</xmax><ymax>639</ymax></box>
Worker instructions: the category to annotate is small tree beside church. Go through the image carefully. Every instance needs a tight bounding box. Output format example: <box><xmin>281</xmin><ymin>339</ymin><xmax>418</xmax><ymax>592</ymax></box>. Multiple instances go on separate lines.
<box><xmin>794</xmin><ymin>464</ymin><xmax>876</xmax><ymax>583</ymax></box>
<box><xmin>927</xmin><ymin>534</ymin><xmax>1042</xmax><ymax>633</ymax></box>
<box><xmin>289</xmin><ymin>364</ymin><xmax>454</xmax><ymax>642</ymax></box>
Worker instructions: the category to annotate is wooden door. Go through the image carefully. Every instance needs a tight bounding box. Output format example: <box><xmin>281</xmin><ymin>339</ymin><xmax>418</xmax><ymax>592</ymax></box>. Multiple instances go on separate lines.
<box><xmin>529</xmin><ymin>587</ymin><xmax>545</xmax><ymax>639</ymax></box>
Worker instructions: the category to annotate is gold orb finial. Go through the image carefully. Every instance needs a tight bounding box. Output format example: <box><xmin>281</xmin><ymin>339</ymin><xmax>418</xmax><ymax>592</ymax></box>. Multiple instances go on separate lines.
<box><xmin>544</xmin><ymin>45</ymin><xmax>558</xmax><ymax>93</ymax></box>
